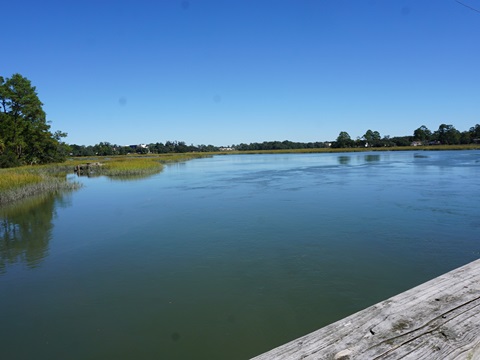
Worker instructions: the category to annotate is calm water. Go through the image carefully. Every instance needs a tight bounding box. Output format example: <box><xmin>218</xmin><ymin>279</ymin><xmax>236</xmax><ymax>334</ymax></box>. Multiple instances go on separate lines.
<box><xmin>1</xmin><ymin>151</ymin><xmax>479</xmax><ymax>359</ymax></box>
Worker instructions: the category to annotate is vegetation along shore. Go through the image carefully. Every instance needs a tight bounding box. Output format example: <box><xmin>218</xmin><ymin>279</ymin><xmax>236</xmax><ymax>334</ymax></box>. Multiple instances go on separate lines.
<box><xmin>0</xmin><ymin>72</ymin><xmax>479</xmax><ymax>205</ymax></box>
<box><xmin>0</xmin><ymin>154</ymin><xmax>211</xmax><ymax>205</ymax></box>
<box><xmin>4</xmin><ymin>145</ymin><xmax>479</xmax><ymax>205</ymax></box>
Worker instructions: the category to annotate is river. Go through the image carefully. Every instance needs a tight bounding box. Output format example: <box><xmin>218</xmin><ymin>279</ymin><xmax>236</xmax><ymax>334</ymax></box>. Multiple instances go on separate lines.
<box><xmin>1</xmin><ymin>150</ymin><xmax>479</xmax><ymax>359</ymax></box>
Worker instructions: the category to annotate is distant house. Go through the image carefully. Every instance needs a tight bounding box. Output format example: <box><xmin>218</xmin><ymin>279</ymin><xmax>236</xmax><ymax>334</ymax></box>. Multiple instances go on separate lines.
<box><xmin>219</xmin><ymin>147</ymin><xmax>234</xmax><ymax>151</ymax></box>
<box><xmin>129</xmin><ymin>144</ymin><xmax>149</xmax><ymax>150</ymax></box>
<box><xmin>411</xmin><ymin>141</ymin><xmax>423</xmax><ymax>146</ymax></box>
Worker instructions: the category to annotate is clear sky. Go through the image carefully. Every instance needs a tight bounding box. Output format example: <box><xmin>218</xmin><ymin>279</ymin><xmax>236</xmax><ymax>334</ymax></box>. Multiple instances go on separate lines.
<box><xmin>3</xmin><ymin>0</ymin><xmax>479</xmax><ymax>146</ymax></box>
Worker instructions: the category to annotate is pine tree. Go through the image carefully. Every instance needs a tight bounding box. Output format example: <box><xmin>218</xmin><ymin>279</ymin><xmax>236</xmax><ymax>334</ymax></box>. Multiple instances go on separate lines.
<box><xmin>0</xmin><ymin>74</ymin><xmax>67</xmax><ymax>167</ymax></box>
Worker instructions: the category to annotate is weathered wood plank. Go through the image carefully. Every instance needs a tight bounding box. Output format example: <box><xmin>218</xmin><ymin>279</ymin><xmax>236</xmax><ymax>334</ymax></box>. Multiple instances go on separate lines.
<box><xmin>251</xmin><ymin>259</ymin><xmax>480</xmax><ymax>360</ymax></box>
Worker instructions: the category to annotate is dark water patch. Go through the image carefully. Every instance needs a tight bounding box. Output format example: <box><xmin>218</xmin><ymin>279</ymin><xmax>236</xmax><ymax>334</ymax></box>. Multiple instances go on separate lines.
<box><xmin>0</xmin><ymin>193</ymin><xmax>71</xmax><ymax>274</ymax></box>
<box><xmin>414</xmin><ymin>153</ymin><xmax>429</xmax><ymax>158</ymax></box>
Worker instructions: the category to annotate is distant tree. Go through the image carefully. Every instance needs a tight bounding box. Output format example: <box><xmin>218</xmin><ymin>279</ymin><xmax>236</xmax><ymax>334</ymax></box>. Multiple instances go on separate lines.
<box><xmin>459</xmin><ymin>131</ymin><xmax>471</xmax><ymax>144</ymax></box>
<box><xmin>381</xmin><ymin>135</ymin><xmax>396</xmax><ymax>147</ymax></box>
<box><xmin>363</xmin><ymin>130</ymin><xmax>381</xmax><ymax>147</ymax></box>
<box><xmin>70</xmin><ymin>144</ymin><xmax>96</xmax><ymax>156</ymax></box>
<box><xmin>175</xmin><ymin>141</ymin><xmax>189</xmax><ymax>153</ymax></box>
<box><xmin>118</xmin><ymin>146</ymin><xmax>131</xmax><ymax>155</ymax></box>
<box><xmin>135</xmin><ymin>145</ymin><xmax>149</xmax><ymax>154</ymax></box>
<box><xmin>93</xmin><ymin>142</ymin><xmax>116</xmax><ymax>156</ymax></box>
<box><xmin>165</xmin><ymin>141</ymin><xmax>176</xmax><ymax>152</ymax></box>
<box><xmin>434</xmin><ymin>124</ymin><xmax>460</xmax><ymax>145</ymax></box>
<box><xmin>232</xmin><ymin>140</ymin><xmax>328</xmax><ymax>151</ymax></box>
<box><xmin>0</xmin><ymin>73</ymin><xmax>67</xmax><ymax>166</ymax></box>
<box><xmin>389</xmin><ymin>136</ymin><xmax>412</xmax><ymax>147</ymax></box>
<box><xmin>413</xmin><ymin>125</ymin><xmax>432</xmax><ymax>143</ymax></box>
<box><xmin>334</xmin><ymin>131</ymin><xmax>354</xmax><ymax>148</ymax></box>
<box><xmin>469</xmin><ymin>124</ymin><xmax>480</xmax><ymax>140</ymax></box>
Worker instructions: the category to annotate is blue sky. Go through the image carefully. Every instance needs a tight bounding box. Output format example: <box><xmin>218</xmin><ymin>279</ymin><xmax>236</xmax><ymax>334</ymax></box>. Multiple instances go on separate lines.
<box><xmin>3</xmin><ymin>0</ymin><xmax>479</xmax><ymax>146</ymax></box>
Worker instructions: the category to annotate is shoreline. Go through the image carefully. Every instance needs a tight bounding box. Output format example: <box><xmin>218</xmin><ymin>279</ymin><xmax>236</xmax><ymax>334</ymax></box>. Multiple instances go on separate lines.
<box><xmin>1</xmin><ymin>146</ymin><xmax>478</xmax><ymax>206</ymax></box>
<box><xmin>0</xmin><ymin>153</ymin><xmax>211</xmax><ymax>206</ymax></box>
<box><xmin>214</xmin><ymin>143</ymin><xmax>479</xmax><ymax>155</ymax></box>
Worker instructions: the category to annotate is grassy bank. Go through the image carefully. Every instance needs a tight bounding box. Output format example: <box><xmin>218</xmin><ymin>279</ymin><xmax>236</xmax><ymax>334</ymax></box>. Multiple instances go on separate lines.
<box><xmin>100</xmin><ymin>157</ymin><xmax>163</xmax><ymax>176</ymax></box>
<box><xmin>72</xmin><ymin>153</ymin><xmax>211</xmax><ymax>177</ymax></box>
<box><xmin>2</xmin><ymin>146</ymin><xmax>477</xmax><ymax>205</ymax></box>
<box><xmin>0</xmin><ymin>153</ymin><xmax>211</xmax><ymax>205</ymax></box>
<box><xmin>0</xmin><ymin>167</ymin><xmax>81</xmax><ymax>205</ymax></box>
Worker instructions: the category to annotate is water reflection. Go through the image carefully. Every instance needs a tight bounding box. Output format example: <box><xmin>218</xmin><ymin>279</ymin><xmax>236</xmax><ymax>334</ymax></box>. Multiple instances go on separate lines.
<box><xmin>106</xmin><ymin>173</ymin><xmax>161</xmax><ymax>182</ymax></box>
<box><xmin>338</xmin><ymin>156</ymin><xmax>351</xmax><ymax>165</ymax></box>
<box><xmin>0</xmin><ymin>193</ymin><xmax>68</xmax><ymax>274</ymax></box>
<box><xmin>364</xmin><ymin>154</ymin><xmax>380</xmax><ymax>162</ymax></box>
<box><xmin>75</xmin><ymin>171</ymin><xmax>161</xmax><ymax>181</ymax></box>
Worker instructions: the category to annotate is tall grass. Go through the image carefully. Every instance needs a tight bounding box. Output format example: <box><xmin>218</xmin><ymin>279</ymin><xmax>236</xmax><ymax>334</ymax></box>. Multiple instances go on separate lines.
<box><xmin>0</xmin><ymin>172</ymin><xmax>43</xmax><ymax>192</ymax></box>
<box><xmin>98</xmin><ymin>153</ymin><xmax>212</xmax><ymax>177</ymax></box>
<box><xmin>0</xmin><ymin>163</ymin><xmax>83</xmax><ymax>205</ymax></box>
<box><xmin>102</xmin><ymin>158</ymin><xmax>163</xmax><ymax>176</ymax></box>
<box><xmin>0</xmin><ymin>153</ymin><xmax>211</xmax><ymax>204</ymax></box>
<box><xmin>1</xmin><ymin>178</ymin><xmax>80</xmax><ymax>204</ymax></box>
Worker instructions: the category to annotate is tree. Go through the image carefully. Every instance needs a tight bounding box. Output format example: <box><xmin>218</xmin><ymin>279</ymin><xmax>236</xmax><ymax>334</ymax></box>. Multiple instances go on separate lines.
<box><xmin>363</xmin><ymin>130</ymin><xmax>381</xmax><ymax>147</ymax></box>
<box><xmin>469</xmin><ymin>124</ymin><xmax>480</xmax><ymax>141</ymax></box>
<box><xmin>0</xmin><ymin>73</ymin><xmax>67</xmax><ymax>167</ymax></box>
<box><xmin>93</xmin><ymin>142</ymin><xmax>115</xmax><ymax>156</ymax></box>
<box><xmin>413</xmin><ymin>125</ymin><xmax>432</xmax><ymax>143</ymax></box>
<box><xmin>390</xmin><ymin>136</ymin><xmax>411</xmax><ymax>146</ymax></box>
<box><xmin>381</xmin><ymin>135</ymin><xmax>395</xmax><ymax>147</ymax></box>
<box><xmin>434</xmin><ymin>124</ymin><xmax>460</xmax><ymax>145</ymax></box>
<box><xmin>334</xmin><ymin>131</ymin><xmax>354</xmax><ymax>148</ymax></box>
<box><xmin>460</xmin><ymin>131</ymin><xmax>471</xmax><ymax>144</ymax></box>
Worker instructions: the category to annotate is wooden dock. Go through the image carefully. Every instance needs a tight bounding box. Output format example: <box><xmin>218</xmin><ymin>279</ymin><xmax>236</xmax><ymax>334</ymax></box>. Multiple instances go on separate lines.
<box><xmin>251</xmin><ymin>259</ymin><xmax>480</xmax><ymax>360</ymax></box>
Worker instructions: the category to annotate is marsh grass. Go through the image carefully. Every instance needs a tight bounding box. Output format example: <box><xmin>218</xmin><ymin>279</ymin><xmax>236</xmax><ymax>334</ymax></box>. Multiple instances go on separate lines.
<box><xmin>0</xmin><ymin>171</ymin><xmax>80</xmax><ymax>205</ymax></box>
<box><xmin>0</xmin><ymin>153</ymin><xmax>212</xmax><ymax>204</ymax></box>
<box><xmin>101</xmin><ymin>157</ymin><xmax>163</xmax><ymax>176</ymax></box>
<box><xmin>0</xmin><ymin>161</ymin><xmax>85</xmax><ymax>205</ymax></box>
<box><xmin>3</xmin><ymin>145</ymin><xmax>476</xmax><ymax>204</ymax></box>
<box><xmin>0</xmin><ymin>172</ymin><xmax>43</xmax><ymax>192</ymax></box>
<box><xmin>100</xmin><ymin>153</ymin><xmax>212</xmax><ymax>176</ymax></box>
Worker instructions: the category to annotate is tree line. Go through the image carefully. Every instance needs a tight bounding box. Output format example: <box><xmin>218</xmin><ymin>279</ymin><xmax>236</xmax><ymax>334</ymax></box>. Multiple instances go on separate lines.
<box><xmin>230</xmin><ymin>124</ymin><xmax>480</xmax><ymax>151</ymax></box>
<box><xmin>233</xmin><ymin>140</ymin><xmax>330</xmax><ymax>151</ymax></box>
<box><xmin>1</xmin><ymin>73</ymin><xmax>479</xmax><ymax>167</ymax></box>
<box><xmin>66</xmin><ymin>123</ymin><xmax>480</xmax><ymax>157</ymax></box>
<box><xmin>69</xmin><ymin>140</ymin><xmax>331</xmax><ymax>156</ymax></box>
<box><xmin>0</xmin><ymin>74</ymin><xmax>69</xmax><ymax>167</ymax></box>
<box><xmin>69</xmin><ymin>141</ymin><xmax>220</xmax><ymax>156</ymax></box>
<box><xmin>333</xmin><ymin>124</ymin><xmax>480</xmax><ymax>149</ymax></box>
